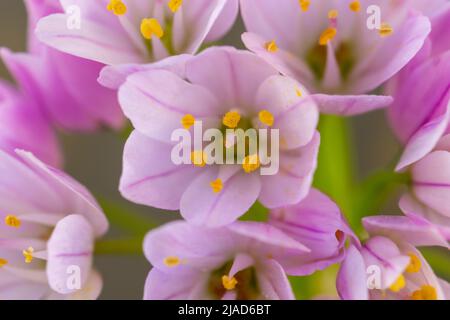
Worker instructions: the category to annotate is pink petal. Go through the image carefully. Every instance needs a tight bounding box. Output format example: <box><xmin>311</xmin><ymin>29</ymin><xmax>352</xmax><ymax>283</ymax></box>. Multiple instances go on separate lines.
<box><xmin>336</xmin><ymin>245</ymin><xmax>369</xmax><ymax>300</ymax></box>
<box><xmin>311</xmin><ymin>94</ymin><xmax>393</xmax><ymax>116</ymax></box>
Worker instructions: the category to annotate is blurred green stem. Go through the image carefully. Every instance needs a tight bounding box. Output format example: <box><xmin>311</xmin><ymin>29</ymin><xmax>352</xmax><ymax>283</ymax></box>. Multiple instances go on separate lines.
<box><xmin>95</xmin><ymin>237</ymin><xmax>143</xmax><ymax>255</ymax></box>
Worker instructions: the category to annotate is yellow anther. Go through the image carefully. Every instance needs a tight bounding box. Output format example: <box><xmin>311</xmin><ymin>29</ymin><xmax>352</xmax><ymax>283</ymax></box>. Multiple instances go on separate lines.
<box><xmin>0</xmin><ymin>258</ymin><xmax>8</xmax><ymax>267</ymax></box>
<box><xmin>191</xmin><ymin>151</ymin><xmax>207</xmax><ymax>167</ymax></box>
<box><xmin>222</xmin><ymin>111</ymin><xmax>241</xmax><ymax>129</ymax></box>
<box><xmin>389</xmin><ymin>274</ymin><xmax>406</xmax><ymax>292</ymax></box>
<box><xmin>405</xmin><ymin>253</ymin><xmax>421</xmax><ymax>273</ymax></box>
<box><xmin>242</xmin><ymin>154</ymin><xmax>260</xmax><ymax>173</ymax></box>
<box><xmin>163</xmin><ymin>256</ymin><xmax>181</xmax><ymax>267</ymax></box>
<box><xmin>265</xmin><ymin>40</ymin><xmax>278</xmax><ymax>53</ymax></box>
<box><xmin>379</xmin><ymin>23</ymin><xmax>394</xmax><ymax>37</ymax></box>
<box><xmin>222</xmin><ymin>275</ymin><xmax>238</xmax><ymax>290</ymax></box>
<box><xmin>168</xmin><ymin>0</ymin><xmax>182</xmax><ymax>13</ymax></box>
<box><xmin>140</xmin><ymin>18</ymin><xmax>164</xmax><ymax>40</ymax></box>
<box><xmin>181</xmin><ymin>114</ymin><xmax>195</xmax><ymax>130</ymax></box>
<box><xmin>328</xmin><ymin>9</ymin><xmax>338</xmax><ymax>19</ymax></box>
<box><xmin>107</xmin><ymin>0</ymin><xmax>127</xmax><ymax>16</ymax></box>
<box><xmin>299</xmin><ymin>0</ymin><xmax>310</xmax><ymax>12</ymax></box>
<box><xmin>319</xmin><ymin>27</ymin><xmax>337</xmax><ymax>46</ymax></box>
<box><xmin>296</xmin><ymin>88</ymin><xmax>303</xmax><ymax>97</ymax></box>
<box><xmin>210</xmin><ymin>179</ymin><xmax>223</xmax><ymax>193</ymax></box>
<box><xmin>5</xmin><ymin>215</ymin><xmax>21</xmax><ymax>228</ymax></box>
<box><xmin>349</xmin><ymin>1</ymin><xmax>361</xmax><ymax>12</ymax></box>
<box><xmin>411</xmin><ymin>285</ymin><xmax>438</xmax><ymax>300</ymax></box>
<box><xmin>23</xmin><ymin>247</ymin><xmax>34</xmax><ymax>264</ymax></box>
<box><xmin>258</xmin><ymin>110</ymin><xmax>274</xmax><ymax>127</ymax></box>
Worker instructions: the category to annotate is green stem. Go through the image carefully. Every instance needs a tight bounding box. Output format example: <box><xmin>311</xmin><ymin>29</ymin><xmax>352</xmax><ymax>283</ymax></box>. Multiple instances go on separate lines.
<box><xmin>95</xmin><ymin>237</ymin><xmax>143</xmax><ymax>255</ymax></box>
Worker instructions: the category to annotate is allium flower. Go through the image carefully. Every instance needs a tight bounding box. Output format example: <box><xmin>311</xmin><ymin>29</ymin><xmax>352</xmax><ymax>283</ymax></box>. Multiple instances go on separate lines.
<box><xmin>119</xmin><ymin>47</ymin><xmax>320</xmax><ymax>227</ymax></box>
<box><xmin>36</xmin><ymin>0</ymin><xmax>239</xmax><ymax>65</ymax></box>
<box><xmin>0</xmin><ymin>81</ymin><xmax>61</xmax><ymax>167</ymax></box>
<box><xmin>398</xmin><ymin>134</ymin><xmax>450</xmax><ymax>235</ymax></box>
<box><xmin>0</xmin><ymin>0</ymin><xmax>123</xmax><ymax>131</ymax></box>
<box><xmin>387</xmin><ymin>7</ymin><xmax>450</xmax><ymax>170</ymax></box>
<box><xmin>143</xmin><ymin>220</ymin><xmax>311</xmax><ymax>300</ymax></box>
<box><xmin>239</xmin><ymin>0</ymin><xmax>437</xmax><ymax>115</ymax></box>
<box><xmin>337</xmin><ymin>215</ymin><xmax>449</xmax><ymax>300</ymax></box>
<box><xmin>269</xmin><ymin>189</ymin><xmax>357</xmax><ymax>275</ymax></box>
<box><xmin>0</xmin><ymin>150</ymin><xmax>108</xmax><ymax>299</ymax></box>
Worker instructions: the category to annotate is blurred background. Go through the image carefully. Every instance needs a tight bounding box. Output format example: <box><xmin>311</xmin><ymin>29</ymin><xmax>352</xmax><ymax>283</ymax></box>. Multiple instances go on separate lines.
<box><xmin>0</xmin><ymin>0</ymin><xmax>447</xmax><ymax>299</ymax></box>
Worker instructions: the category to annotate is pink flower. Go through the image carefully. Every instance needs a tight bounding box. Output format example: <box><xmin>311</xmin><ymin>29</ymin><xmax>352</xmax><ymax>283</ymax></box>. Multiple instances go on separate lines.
<box><xmin>337</xmin><ymin>215</ymin><xmax>449</xmax><ymax>300</ymax></box>
<box><xmin>0</xmin><ymin>80</ymin><xmax>61</xmax><ymax>167</ymax></box>
<box><xmin>387</xmin><ymin>7</ymin><xmax>450</xmax><ymax>170</ymax></box>
<box><xmin>119</xmin><ymin>47</ymin><xmax>320</xmax><ymax>227</ymax></box>
<box><xmin>240</xmin><ymin>0</ymin><xmax>436</xmax><ymax>115</ymax></box>
<box><xmin>36</xmin><ymin>0</ymin><xmax>239</xmax><ymax>65</ymax></box>
<box><xmin>398</xmin><ymin>134</ymin><xmax>450</xmax><ymax>236</ymax></box>
<box><xmin>143</xmin><ymin>220</ymin><xmax>310</xmax><ymax>300</ymax></box>
<box><xmin>269</xmin><ymin>189</ymin><xmax>357</xmax><ymax>275</ymax></box>
<box><xmin>0</xmin><ymin>150</ymin><xmax>108</xmax><ymax>299</ymax></box>
<box><xmin>0</xmin><ymin>0</ymin><xmax>123</xmax><ymax>131</ymax></box>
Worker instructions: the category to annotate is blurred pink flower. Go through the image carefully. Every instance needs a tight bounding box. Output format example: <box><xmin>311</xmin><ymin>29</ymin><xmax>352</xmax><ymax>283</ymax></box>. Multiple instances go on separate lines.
<box><xmin>143</xmin><ymin>220</ymin><xmax>311</xmax><ymax>300</ymax></box>
<box><xmin>240</xmin><ymin>0</ymin><xmax>437</xmax><ymax>115</ymax></box>
<box><xmin>36</xmin><ymin>0</ymin><xmax>239</xmax><ymax>65</ymax></box>
<box><xmin>337</xmin><ymin>215</ymin><xmax>449</xmax><ymax>300</ymax></box>
<box><xmin>119</xmin><ymin>47</ymin><xmax>320</xmax><ymax>227</ymax></box>
<box><xmin>0</xmin><ymin>80</ymin><xmax>61</xmax><ymax>167</ymax></box>
<box><xmin>0</xmin><ymin>0</ymin><xmax>123</xmax><ymax>131</ymax></box>
<box><xmin>0</xmin><ymin>150</ymin><xmax>108</xmax><ymax>299</ymax></box>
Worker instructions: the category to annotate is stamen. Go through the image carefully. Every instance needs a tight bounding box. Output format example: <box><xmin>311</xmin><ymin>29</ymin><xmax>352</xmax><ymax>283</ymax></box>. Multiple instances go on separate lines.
<box><xmin>299</xmin><ymin>0</ymin><xmax>310</xmax><ymax>12</ymax></box>
<box><xmin>319</xmin><ymin>27</ymin><xmax>337</xmax><ymax>46</ymax></box>
<box><xmin>222</xmin><ymin>275</ymin><xmax>238</xmax><ymax>290</ymax></box>
<box><xmin>107</xmin><ymin>0</ymin><xmax>127</xmax><ymax>16</ymax></box>
<box><xmin>191</xmin><ymin>151</ymin><xmax>207</xmax><ymax>167</ymax></box>
<box><xmin>265</xmin><ymin>40</ymin><xmax>278</xmax><ymax>53</ymax></box>
<box><xmin>328</xmin><ymin>9</ymin><xmax>338</xmax><ymax>19</ymax></box>
<box><xmin>405</xmin><ymin>253</ymin><xmax>421</xmax><ymax>273</ymax></box>
<box><xmin>389</xmin><ymin>274</ymin><xmax>405</xmax><ymax>292</ymax></box>
<box><xmin>23</xmin><ymin>247</ymin><xmax>34</xmax><ymax>264</ymax></box>
<box><xmin>258</xmin><ymin>110</ymin><xmax>274</xmax><ymax>127</ymax></box>
<box><xmin>379</xmin><ymin>23</ymin><xmax>394</xmax><ymax>37</ymax></box>
<box><xmin>0</xmin><ymin>258</ymin><xmax>7</xmax><ymax>267</ymax></box>
<box><xmin>181</xmin><ymin>114</ymin><xmax>195</xmax><ymax>130</ymax></box>
<box><xmin>296</xmin><ymin>88</ymin><xmax>303</xmax><ymax>97</ymax></box>
<box><xmin>163</xmin><ymin>256</ymin><xmax>181</xmax><ymax>267</ymax></box>
<box><xmin>5</xmin><ymin>215</ymin><xmax>21</xmax><ymax>228</ymax></box>
<box><xmin>335</xmin><ymin>230</ymin><xmax>345</xmax><ymax>242</ymax></box>
<box><xmin>140</xmin><ymin>18</ymin><xmax>164</xmax><ymax>40</ymax></box>
<box><xmin>411</xmin><ymin>285</ymin><xmax>437</xmax><ymax>300</ymax></box>
<box><xmin>349</xmin><ymin>1</ymin><xmax>361</xmax><ymax>12</ymax></box>
<box><xmin>210</xmin><ymin>179</ymin><xmax>223</xmax><ymax>193</ymax></box>
<box><xmin>242</xmin><ymin>154</ymin><xmax>260</xmax><ymax>173</ymax></box>
<box><xmin>168</xmin><ymin>0</ymin><xmax>182</xmax><ymax>13</ymax></box>
<box><xmin>222</xmin><ymin>111</ymin><xmax>241</xmax><ymax>129</ymax></box>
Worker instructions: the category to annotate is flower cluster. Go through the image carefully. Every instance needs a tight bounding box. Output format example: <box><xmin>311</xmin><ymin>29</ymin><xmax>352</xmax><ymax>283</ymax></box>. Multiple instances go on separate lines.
<box><xmin>0</xmin><ymin>0</ymin><xmax>449</xmax><ymax>300</ymax></box>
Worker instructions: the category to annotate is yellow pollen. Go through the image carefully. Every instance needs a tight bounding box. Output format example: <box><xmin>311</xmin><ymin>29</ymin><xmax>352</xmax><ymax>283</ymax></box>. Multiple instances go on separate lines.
<box><xmin>107</xmin><ymin>0</ymin><xmax>127</xmax><ymax>16</ymax></box>
<box><xmin>379</xmin><ymin>23</ymin><xmax>394</xmax><ymax>37</ymax></box>
<box><xmin>242</xmin><ymin>154</ymin><xmax>260</xmax><ymax>173</ymax></box>
<box><xmin>265</xmin><ymin>40</ymin><xmax>278</xmax><ymax>53</ymax></box>
<box><xmin>0</xmin><ymin>258</ymin><xmax>8</xmax><ymax>267</ymax></box>
<box><xmin>296</xmin><ymin>88</ymin><xmax>303</xmax><ymax>97</ymax></box>
<box><xmin>210</xmin><ymin>179</ymin><xmax>223</xmax><ymax>193</ymax></box>
<box><xmin>181</xmin><ymin>114</ymin><xmax>195</xmax><ymax>130</ymax></box>
<box><xmin>389</xmin><ymin>274</ymin><xmax>406</xmax><ymax>292</ymax></box>
<box><xmin>168</xmin><ymin>0</ymin><xmax>182</xmax><ymax>13</ymax></box>
<box><xmin>222</xmin><ymin>275</ymin><xmax>238</xmax><ymax>290</ymax></box>
<box><xmin>405</xmin><ymin>253</ymin><xmax>421</xmax><ymax>273</ymax></box>
<box><xmin>140</xmin><ymin>18</ymin><xmax>164</xmax><ymax>40</ymax></box>
<box><xmin>222</xmin><ymin>111</ymin><xmax>241</xmax><ymax>129</ymax></box>
<box><xmin>163</xmin><ymin>256</ymin><xmax>181</xmax><ymax>267</ymax></box>
<box><xmin>349</xmin><ymin>1</ymin><xmax>361</xmax><ymax>12</ymax></box>
<box><xmin>5</xmin><ymin>215</ymin><xmax>21</xmax><ymax>228</ymax></box>
<box><xmin>258</xmin><ymin>110</ymin><xmax>274</xmax><ymax>127</ymax></box>
<box><xmin>328</xmin><ymin>9</ymin><xmax>338</xmax><ymax>19</ymax></box>
<box><xmin>319</xmin><ymin>27</ymin><xmax>337</xmax><ymax>46</ymax></box>
<box><xmin>299</xmin><ymin>0</ymin><xmax>310</xmax><ymax>12</ymax></box>
<box><xmin>411</xmin><ymin>285</ymin><xmax>438</xmax><ymax>300</ymax></box>
<box><xmin>23</xmin><ymin>247</ymin><xmax>34</xmax><ymax>264</ymax></box>
<box><xmin>191</xmin><ymin>151</ymin><xmax>207</xmax><ymax>167</ymax></box>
